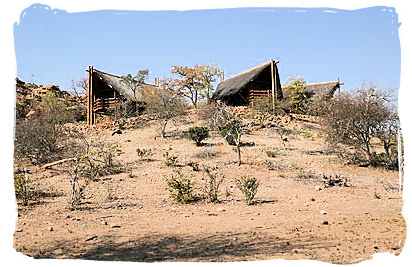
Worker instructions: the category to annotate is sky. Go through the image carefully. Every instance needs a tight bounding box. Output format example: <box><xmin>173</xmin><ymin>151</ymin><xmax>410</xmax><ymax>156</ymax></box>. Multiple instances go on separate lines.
<box><xmin>13</xmin><ymin>4</ymin><xmax>401</xmax><ymax>94</ymax></box>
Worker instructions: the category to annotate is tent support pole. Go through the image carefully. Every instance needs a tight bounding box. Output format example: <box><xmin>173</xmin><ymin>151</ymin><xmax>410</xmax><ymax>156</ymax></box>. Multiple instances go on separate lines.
<box><xmin>87</xmin><ymin>66</ymin><xmax>95</xmax><ymax>125</ymax></box>
<box><xmin>271</xmin><ymin>59</ymin><xmax>275</xmax><ymax>113</ymax></box>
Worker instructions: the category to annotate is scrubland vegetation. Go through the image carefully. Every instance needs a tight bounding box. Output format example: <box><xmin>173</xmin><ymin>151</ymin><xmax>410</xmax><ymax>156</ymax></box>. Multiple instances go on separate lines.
<box><xmin>13</xmin><ymin>72</ymin><xmax>404</xmax><ymax>263</ymax></box>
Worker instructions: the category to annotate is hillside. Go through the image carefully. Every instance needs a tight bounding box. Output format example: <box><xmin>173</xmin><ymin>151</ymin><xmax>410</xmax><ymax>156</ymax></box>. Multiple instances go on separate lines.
<box><xmin>15</xmin><ymin>78</ymin><xmax>85</xmax><ymax>120</ymax></box>
<box><xmin>12</xmin><ymin>110</ymin><xmax>406</xmax><ymax>264</ymax></box>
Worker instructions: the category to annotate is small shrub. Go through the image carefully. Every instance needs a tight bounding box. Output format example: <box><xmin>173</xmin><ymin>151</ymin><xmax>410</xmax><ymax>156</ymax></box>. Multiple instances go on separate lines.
<box><xmin>66</xmin><ymin>157</ymin><xmax>90</xmax><ymax>210</ymax></box>
<box><xmin>187</xmin><ymin>126</ymin><xmax>209</xmax><ymax>146</ymax></box>
<box><xmin>187</xmin><ymin>161</ymin><xmax>200</xmax><ymax>171</ymax></box>
<box><xmin>163</xmin><ymin>151</ymin><xmax>178</xmax><ymax>167</ymax></box>
<box><xmin>203</xmin><ymin>167</ymin><xmax>224</xmax><ymax>203</ymax></box>
<box><xmin>302</xmin><ymin>131</ymin><xmax>312</xmax><ymax>138</ymax></box>
<box><xmin>295</xmin><ymin>170</ymin><xmax>319</xmax><ymax>183</ymax></box>
<box><xmin>266</xmin><ymin>150</ymin><xmax>278</xmax><ymax>158</ymax></box>
<box><xmin>194</xmin><ymin>149</ymin><xmax>218</xmax><ymax>159</ymax></box>
<box><xmin>136</xmin><ymin>148</ymin><xmax>152</xmax><ymax>161</ymax></box>
<box><xmin>14</xmin><ymin>172</ymin><xmax>32</xmax><ymax>206</ymax></box>
<box><xmin>236</xmin><ymin>176</ymin><xmax>259</xmax><ymax>205</ymax></box>
<box><xmin>265</xmin><ymin>160</ymin><xmax>285</xmax><ymax>171</ymax></box>
<box><xmin>165</xmin><ymin>170</ymin><xmax>194</xmax><ymax>203</ymax></box>
<box><xmin>322</xmin><ymin>174</ymin><xmax>349</xmax><ymax>188</ymax></box>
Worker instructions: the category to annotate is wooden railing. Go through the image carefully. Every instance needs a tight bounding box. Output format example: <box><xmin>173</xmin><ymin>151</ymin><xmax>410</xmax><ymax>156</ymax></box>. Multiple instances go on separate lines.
<box><xmin>249</xmin><ymin>89</ymin><xmax>271</xmax><ymax>103</ymax></box>
<box><xmin>92</xmin><ymin>97</ymin><xmax>118</xmax><ymax>113</ymax></box>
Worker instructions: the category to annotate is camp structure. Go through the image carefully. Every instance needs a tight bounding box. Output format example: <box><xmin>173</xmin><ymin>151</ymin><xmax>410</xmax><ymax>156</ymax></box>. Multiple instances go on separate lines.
<box><xmin>212</xmin><ymin>60</ymin><xmax>283</xmax><ymax>107</ymax></box>
<box><xmin>306</xmin><ymin>80</ymin><xmax>343</xmax><ymax>101</ymax></box>
<box><xmin>303</xmin><ymin>80</ymin><xmax>343</xmax><ymax>115</ymax></box>
<box><xmin>86</xmin><ymin>66</ymin><xmax>157</xmax><ymax>125</ymax></box>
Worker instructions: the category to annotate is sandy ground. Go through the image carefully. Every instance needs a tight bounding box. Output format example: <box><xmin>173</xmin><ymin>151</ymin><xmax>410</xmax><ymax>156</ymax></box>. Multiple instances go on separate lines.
<box><xmin>13</xmin><ymin>114</ymin><xmax>406</xmax><ymax>264</ymax></box>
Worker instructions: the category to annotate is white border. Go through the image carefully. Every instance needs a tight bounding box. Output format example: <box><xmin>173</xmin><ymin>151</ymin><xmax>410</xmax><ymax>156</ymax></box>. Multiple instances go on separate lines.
<box><xmin>1</xmin><ymin>1</ymin><xmax>410</xmax><ymax>267</ymax></box>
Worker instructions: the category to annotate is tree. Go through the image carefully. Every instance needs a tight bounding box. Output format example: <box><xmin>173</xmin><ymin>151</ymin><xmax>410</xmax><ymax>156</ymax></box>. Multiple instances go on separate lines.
<box><xmin>323</xmin><ymin>85</ymin><xmax>399</xmax><ymax>168</ymax></box>
<box><xmin>171</xmin><ymin>64</ymin><xmax>222</xmax><ymax>106</ymax></box>
<box><xmin>219</xmin><ymin>119</ymin><xmax>243</xmax><ymax>166</ymax></box>
<box><xmin>144</xmin><ymin>83</ymin><xmax>186</xmax><ymax>138</ymax></box>
<box><xmin>283</xmin><ymin>76</ymin><xmax>310</xmax><ymax>114</ymax></box>
<box><xmin>197</xmin><ymin>64</ymin><xmax>223</xmax><ymax>103</ymax></box>
<box><xmin>120</xmin><ymin>69</ymin><xmax>150</xmax><ymax>114</ymax></box>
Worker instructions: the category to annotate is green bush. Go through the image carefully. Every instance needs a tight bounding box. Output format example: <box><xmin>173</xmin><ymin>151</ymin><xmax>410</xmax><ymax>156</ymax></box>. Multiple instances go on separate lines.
<box><xmin>187</xmin><ymin>126</ymin><xmax>209</xmax><ymax>146</ymax></box>
<box><xmin>219</xmin><ymin>119</ymin><xmax>241</xmax><ymax>146</ymax></box>
<box><xmin>236</xmin><ymin>176</ymin><xmax>260</xmax><ymax>205</ymax></box>
<box><xmin>165</xmin><ymin>170</ymin><xmax>194</xmax><ymax>203</ymax></box>
<box><xmin>14</xmin><ymin>173</ymin><xmax>32</xmax><ymax>206</ymax></box>
<box><xmin>266</xmin><ymin>150</ymin><xmax>278</xmax><ymax>158</ymax></box>
<box><xmin>302</xmin><ymin>131</ymin><xmax>312</xmax><ymax>138</ymax></box>
<box><xmin>163</xmin><ymin>151</ymin><xmax>178</xmax><ymax>167</ymax></box>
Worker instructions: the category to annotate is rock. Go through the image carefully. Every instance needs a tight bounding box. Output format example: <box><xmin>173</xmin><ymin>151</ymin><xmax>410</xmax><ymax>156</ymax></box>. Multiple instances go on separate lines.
<box><xmin>322</xmin><ymin>221</ymin><xmax>329</xmax><ymax>225</ymax></box>
<box><xmin>101</xmin><ymin>221</ymin><xmax>108</xmax><ymax>225</ymax></box>
<box><xmin>182</xmin><ymin>214</ymin><xmax>190</xmax><ymax>218</ymax></box>
<box><xmin>303</xmin><ymin>203</ymin><xmax>310</xmax><ymax>207</ymax></box>
<box><xmin>216</xmin><ymin>207</ymin><xmax>226</xmax><ymax>212</ymax></box>
<box><xmin>320</xmin><ymin>210</ymin><xmax>327</xmax><ymax>215</ymax></box>
<box><xmin>315</xmin><ymin>186</ymin><xmax>322</xmax><ymax>191</ymax></box>
<box><xmin>47</xmin><ymin>226</ymin><xmax>54</xmax><ymax>231</ymax></box>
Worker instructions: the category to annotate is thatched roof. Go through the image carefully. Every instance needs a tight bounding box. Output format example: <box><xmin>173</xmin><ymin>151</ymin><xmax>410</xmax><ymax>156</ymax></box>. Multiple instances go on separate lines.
<box><xmin>93</xmin><ymin>69</ymin><xmax>156</xmax><ymax>101</ymax></box>
<box><xmin>213</xmin><ymin>61</ymin><xmax>282</xmax><ymax>105</ymax></box>
<box><xmin>306</xmin><ymin>81</ymin><xmax>341</xmax><ymax>100</ymax></box>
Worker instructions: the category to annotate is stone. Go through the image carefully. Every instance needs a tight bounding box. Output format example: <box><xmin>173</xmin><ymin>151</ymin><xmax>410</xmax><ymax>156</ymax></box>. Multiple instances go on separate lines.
<box><xmin>315</xmin><ymin>186</ymin><xmax>322</xmax><ymax>191</ymax></box>
<box><xmin>216</xmin><ymin>207</ymin><xmax>226</xmax><ymax>212</ymax></box>
<box><xmin>320</xmin><ymin>210</ymin><xmax>327</xmax><ymax>215</ymax></box>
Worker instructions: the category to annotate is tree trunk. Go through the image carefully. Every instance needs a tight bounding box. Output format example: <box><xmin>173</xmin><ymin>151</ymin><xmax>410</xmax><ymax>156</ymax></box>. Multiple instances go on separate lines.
<box><xmin>237</xmin><ymin>145</ymin><xmax>241</xmax><ymax>166</ymax></box>
<box><xmin>236</xmin><ymin>132</ymin><xmax>241</xmax><ymax>166</ymax></box>
<box><xmin>160</xmin><ymin>120</ymin><xmax>168</xmax><ymax>138</ymax></box>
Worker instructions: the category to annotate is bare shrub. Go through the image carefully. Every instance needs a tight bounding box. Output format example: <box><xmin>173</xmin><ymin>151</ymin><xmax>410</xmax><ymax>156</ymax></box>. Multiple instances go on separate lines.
<box><xmin>136</xmin><ymin>148</ymin><xmax>152</xmax><ymax>161</ymax></box>
<box><xmin>65</xmin><ymin>156</ymin><xmax>91</xmax><ymax>210</ymax></box>
<box><xmin>322</xmin><ymin>174</ymin><xmax>350</xmax><ymax>188</ymax></box>
<box><xmin>194</xmin><ymin>149</ymin><xmax>218</xmax><ymax>159</ymax></box>
<box><xmin>144</xmin><ymin>87</ymin><xmax>186</xmax><ymax>138</ymax></box>
<box><xmin>250</xmin><ymin>97</ymin><xmax>273</xmax><ymax>126</ymax></box>
<box><xmin>14</xmin><ymin>92</ymin><xmax>75</xmax><ymax>165</ymax></box>
<box><xmin>295</xmin><ymin>170</ymin><xmax>319</xmax><ymax>183</ymax></box>
<box><xmin>203</xmin><ymin>167</ymin><xmax>224</xmax><ymax>203</ymax></box>
<box><xmin>198</xmin><ymin>101</ymin><xmax>234</xmax><ymax>130</ymax></box>
<box><xmin>322</xmin><ymin>86</ymin><xmax>400</xmax><ymax>169</ymax></box>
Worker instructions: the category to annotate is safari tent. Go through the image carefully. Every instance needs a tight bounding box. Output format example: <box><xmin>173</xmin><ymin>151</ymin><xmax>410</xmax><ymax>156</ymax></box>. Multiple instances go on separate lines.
<box><xmin>86</xmin><ymin>66</ymin><xmax>156</xmax><ymax>125</ymax></box>
<box><xmin>212</xmin><ymin>60</ymin><xmax>283</xmax><ymax>106</ymax></box>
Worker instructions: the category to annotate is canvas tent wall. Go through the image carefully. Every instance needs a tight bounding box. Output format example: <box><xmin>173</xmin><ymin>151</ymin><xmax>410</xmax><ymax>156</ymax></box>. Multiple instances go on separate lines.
<box><xmin>212</xmin><ymin>60</ymin><xmax>283</xmax><ymax>106</ymax></box>
<box><xmin>86</xmin><ymin>66</ymin><xmax>156</xmax><ymax>125</ymax></box>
